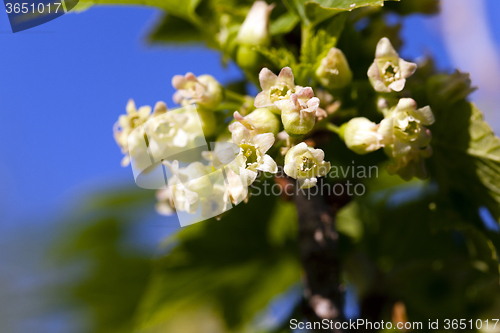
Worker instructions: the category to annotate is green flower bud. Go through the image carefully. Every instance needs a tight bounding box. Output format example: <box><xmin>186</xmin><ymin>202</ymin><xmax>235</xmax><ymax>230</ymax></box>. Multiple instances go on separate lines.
<box><xmin>236</xmin><ymin>45</ymin><xmax>264</xmax><ymax>73</ymax></box>
<box><xmin>342</xmin><ymin>117</ymin><xmax>387</xmax><ymax>155</ymax></box>
<box><xmin>275</xmin><ymin>87</ymin><xmax>319</xmax><ymax>136</ymax></box>
<box><xmin>233</xmin><ymin>108</ymin><xmax>280</xmax><ymax>136</ymax></box>
<box><xmin>315</xmin><ymin>47</ymin><xmax>353</xmax><ymax>89</ymax></box>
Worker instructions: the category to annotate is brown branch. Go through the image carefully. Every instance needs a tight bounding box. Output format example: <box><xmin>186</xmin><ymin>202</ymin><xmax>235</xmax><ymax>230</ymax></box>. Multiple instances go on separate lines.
<box><xmin>292</xmin><ymin>178</ymin><xmax>346</xmax><ymax>333</ymax></box>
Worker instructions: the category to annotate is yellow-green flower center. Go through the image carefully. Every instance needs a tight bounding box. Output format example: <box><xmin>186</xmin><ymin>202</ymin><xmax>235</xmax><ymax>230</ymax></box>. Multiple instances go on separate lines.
<box><xmin>241</xmin><ymin>143</ymin><xmax>258</xmax><ymax>164</ymax></box>
<box><xmin>270</xmin><ymin>84</ymin><xmax>292</xmax><ymax>101</ymax></box>
<box><xmin>299</xmin><ymin>156</ymin><xmax>316</xmax><ymax>172</ymax></box>
<box><xmin>382</xmin><ymin>62</ymin><xmax>400</xmax><ymax>82</ymax></box>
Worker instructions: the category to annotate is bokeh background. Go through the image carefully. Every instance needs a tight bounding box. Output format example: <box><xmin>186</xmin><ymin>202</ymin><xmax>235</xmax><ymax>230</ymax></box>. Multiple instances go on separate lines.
<box><xmin>1</xmin><ymin>0</ymin><xmax>500</xmax><ymax>331</ymax></box>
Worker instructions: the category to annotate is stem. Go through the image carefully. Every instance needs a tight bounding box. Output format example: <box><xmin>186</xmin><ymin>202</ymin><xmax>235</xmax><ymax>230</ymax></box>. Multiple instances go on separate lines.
<box><xmin>326</xmin><ymin>123</ymin><xmax>342</xmax><ymax>135</ymax></box>
<box><xmin>224</xmin><ymin>89</ymin><xmax>247</xmax><ymax>104</ymax></box>
<box><xmin>292</xmin><ymin>179</ymin><xmax>345</xmax><ymax>332</ymax></box>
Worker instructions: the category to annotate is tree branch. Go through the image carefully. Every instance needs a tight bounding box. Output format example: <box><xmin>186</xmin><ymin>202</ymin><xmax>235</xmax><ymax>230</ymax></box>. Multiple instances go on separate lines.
<box><xmin>292</xmin><ymin>179</ymin><xmax>345</xmax><ymax>332</ymax></box>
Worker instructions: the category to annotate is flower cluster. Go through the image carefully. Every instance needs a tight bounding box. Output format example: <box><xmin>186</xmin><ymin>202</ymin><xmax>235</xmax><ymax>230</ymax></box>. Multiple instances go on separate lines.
<box><xmin>113</xmin><ymin>33</ymin><xmax>437</xmax><ymax>221</ymax></box>
<box><xmin>342</xmin><ymin>37</ymin><xmax>434</xmax><ymax>180</ymax></box>
<box><xmin>343</xmin><ymin>98</ymin><xmax>434</xmax><ymax>180</ymax></box>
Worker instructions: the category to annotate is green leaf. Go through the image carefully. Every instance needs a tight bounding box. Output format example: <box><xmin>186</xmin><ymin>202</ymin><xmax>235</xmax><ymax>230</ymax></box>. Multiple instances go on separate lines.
<box><xmin>90</xmin><ymin>0</ymin><xmax>202</xmax><ymax>22</ymax></box>
<box><xmin>135</xmin><ymin>193</ymin><xmax>301</xmax><ymax>331</ymax></box>
<box><xmin>284</xmin><ymin>0</ymin><xmax>397</xmax><ymax>26</ymax></box>
<box><xmin>425</xmin><ymin>73</ymin><xmax>500</xmax><ymax>224</ymax></box>
<box><xmin>148</xmin><ymin>15</ymin><xmax>204</xmax><ymax>44</ymax></box>
<box><xmin>340</xmin><ymin>188</ymin><xmax>500</xmax><ymax>321</ymax></box>
<box><xmin>300</xmin><ymin>13</ymin><xmax>347</xmax><ymax>66</ymax></box>
<box><xmin>52</xmin><ymin>187</ymin><xmax>158</xmax><ymax>333</ymax></box>
<box><xmin>270</xmin><ymin>11</ymin><xmax>300</xmax><ymax>35</ymax></box>
<box><xmin>255</xmin><ymin>46</ymin><xmax>298</xmax><ymax>70</ymax></box>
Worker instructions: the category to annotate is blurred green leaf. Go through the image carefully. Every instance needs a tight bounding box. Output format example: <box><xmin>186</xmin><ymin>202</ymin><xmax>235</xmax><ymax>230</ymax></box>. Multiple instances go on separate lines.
<box><xmin>135</xmin><ymin>192</ymin><xmax>301</xmax><ymax>332</ymax></box>
<box><xmin>339</xmin><ymin>188</ymin><xmax>500</xmax><ymax>323</ymax></box>
<box><xmin>53</xmin><ymin>187</ymin><xmax>159</xmax><ymax>333</ymax></box>
<box><xmin>284</xmin><ymin>0</ymin><xmax>397</xmax><ymax>26</ymax></box>
<box><xmin>148</xmin><ymin>15</ymin><xmax>204</xmax><ymax>44</ymax></box>
<box><xmin>425</xmin><ymin>74</ymin><xmax>500</xmax><ymax>225</ymax></box>
<box><xmin>270</xmin><ymin>11</ymin><xmax>300</xmax><ymax>35</ymax></box>
<box><xmin>255</xmin><ymin>46</ymin><xmax>298</xmax><ymax>71</ymax></box>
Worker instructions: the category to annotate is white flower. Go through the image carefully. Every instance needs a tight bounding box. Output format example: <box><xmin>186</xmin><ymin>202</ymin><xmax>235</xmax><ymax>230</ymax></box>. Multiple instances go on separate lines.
<box><xmin>368</xmin><ymin>38</ymin><xmax>417</xmax><ymax>92</ymax></box>
<box><xmin>315</xmin><ymin>47</ymin><xmax>353</xmax><ymax>89</ymax></box>
<box><xmin>343</xmin><ymin>117</ymin><xmax>389</xmax><ymax>155</ymax></box>
<box><xmin>200</xmin><ymin>183</ymin><xmax>232</xmax><ymax>218</ymax></box>
<box><xmin>229</xmin><ymin>122</ymin><xmax>278</xmax><ymax>186</ymax></box>
<box><xmin>379</xmin><ymin>98</ymin><xmax>435</xmax><ymax>180</ymax></box>
<box><xmin>172</xmin><ymin>73</ymin><xmax>223</xmax><ymax>108</ymax></box>
<box><xmin>284</xmin><ymin>142</ymin><xmax>331</xmax><ymax>189</ymax></box>
<box><xmin>255</xmin><ymin>67</ymin><xmax>299</xmax><ymax>112</ymax></box>
<box><xmin>237</xmin><ymin>1</ymin><xmax>274</xmax><ymax>46</ymax></box>
<box><xmin>275</xmin><ymin>87</ymin><xmax>319</xmax><ymax>136</ymax></box>
<box><xmin>163</xmin><ymin>160</ymin><xmax>215</xmax><ymax>214</ymax></box>
<box><xmin>144</xmin><ymin>105</ymin><xmax>206</xmax><ymax>160</ymax></box>
<box><xmin>114</xmin><ymin>99</ymin><xmax>166</xmax><ymax>167</ymax></box>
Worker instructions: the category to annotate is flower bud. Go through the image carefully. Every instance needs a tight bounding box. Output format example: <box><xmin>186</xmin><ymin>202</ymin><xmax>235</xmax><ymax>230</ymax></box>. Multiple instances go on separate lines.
<box><xmin>315</xmin><ymin>47</ymin><xmax>353</xmax><ymax>89</ymax></box>
<box><xmin>237</xmin><ymin>1</ymin><xmax>274</xmax><ymax>46</ymax></box>
<box><xmin>275</xmin><ymin>87</ymin><xmax>319</xmax><ymax>136</ymax></box>
<box><xmin>284</xmin><ymin>142</ymin><xmax>331</xmax><ymax>189</ymax></box>
<box><xmin>236</xmin><ymin>45</ymin><xmax>264</xmax><ymax>73</ymax></box>
<box><xmin>172</xmin><ymin>73</ymin><xmax>223</xmax><ymax>109</ymax></box>
<box><xmin>233</xmin><ymin>108</ymin><xmax>280</xmax><ymax>136</ymax></box>
<box><xmin>342</xmin><ymin>117</ymin><xmax>387</xmax><ymax>155</ymax></box>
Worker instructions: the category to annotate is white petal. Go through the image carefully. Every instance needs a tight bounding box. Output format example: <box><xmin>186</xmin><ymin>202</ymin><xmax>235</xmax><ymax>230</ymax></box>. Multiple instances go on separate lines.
<box><xmin>231</xmin><ymin>122</ymin><xmax>251</xmax><ymax>144</ymax></box>
<box><xmin>399</xmin><ymin>59</ymin><xmax>417</xmax><ymax>79</ymax></box>
<box><xmin>252</xmin><ymin>133</ymin><xmax>275</xmax><ymax>154</ymax></box>
<box><xmin>240</xmin><ymin>168</ymin><xmax>258</xmax><ymax>186</ymax></box>
<box><xmin>296</xmin><ymin>86</ymin><xmax>314</xmax><ymax>99</ymax></box>
<box><xmin>259</xmin><ymin>68</ymin><xmax>278</xmax><ymax>91</ymax></box>
<box><xmin>216</xmin><ymin>146</ymin><xmax>239</xmax><ymax>164</ymax></box>
<box><xmin>254</xmin><ymin>91</ymin><xmax>273</xmax><ymax>107</ymax></box>
<box><xmin>375</xmin><ymin>37</ymin><xmax>399</xmax><ymax>59</ymax></box>
<box><xmin>373</xmin><ymin>80</ymin><xmax>391</xmax><ymax>93</ymax></box>
<box><xmin>126</xmin><ymin>99</ymin><xmax>137</xmax><ymax>114</ymax></box>
<box><xmin>257</xmin><ymin>154</ymin><xmax>278</xmax><ymax>173</ymax></box>
<box><xmin>414</xmin><ymin>106</ymin><xmax>435</xmax><ymax>126</ymax></box>
<box><xmin>300</xmin><ymin>177</ymin><xmax>317</xmax><ymax>189</ymax></box>
<box><xmin>278</xmin><ymin>67</ymin><xmax>295</xmax><ymax>87</ymax></box>
<box><xmin>378</xmin><ymin>118</ymin><xmax>394</xmax><ymax>145</ymax></box>
<box><xmin>388</xmin><ymin>79</ymin><xmax>406</xmax><ymax>92</ymax></box>
<box><xmin>310</xmin><ymin>147</ymin><xmax>325</xmax><ymax>162</ymax></box>
<box><xmin>284</xmin><ymin>160</ymin><xmax>298</xmax><ymax>179</ymax></box>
